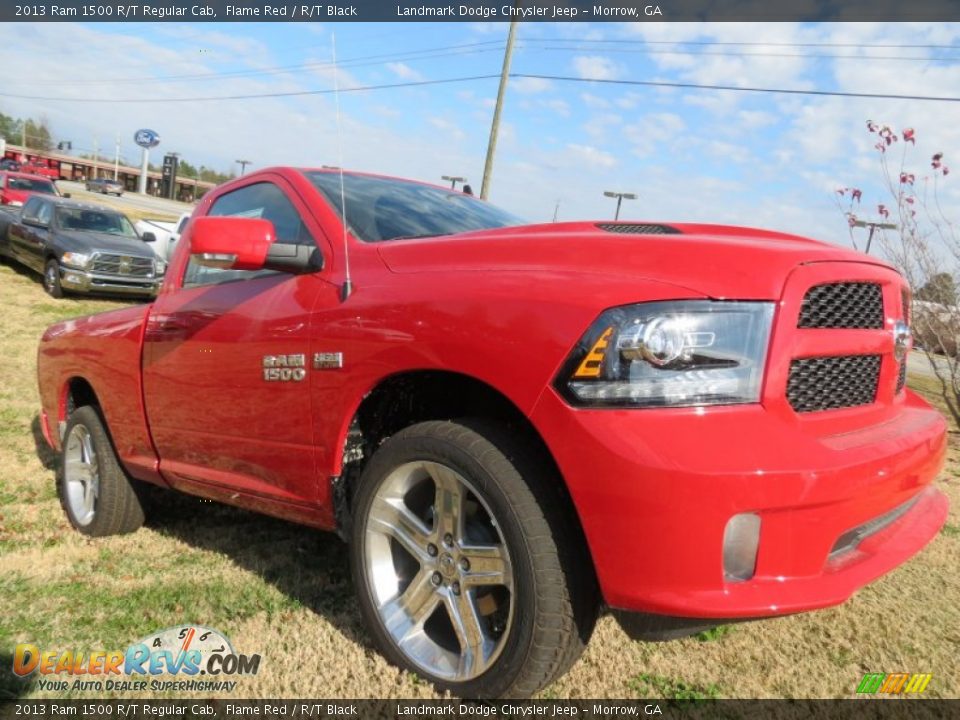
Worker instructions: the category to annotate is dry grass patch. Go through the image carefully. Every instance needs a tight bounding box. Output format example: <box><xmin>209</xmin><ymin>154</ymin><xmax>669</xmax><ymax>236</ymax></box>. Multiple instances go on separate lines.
<box><xmin>0</xmin><ymin>260</ymin><xmax>957</xmax><ymax>699</ymax></box>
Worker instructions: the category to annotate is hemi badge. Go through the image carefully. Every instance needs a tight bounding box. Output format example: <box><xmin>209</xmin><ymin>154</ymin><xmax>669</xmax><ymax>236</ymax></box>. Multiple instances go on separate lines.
<box><xmin>314</xmin><ymin>352</ymin><xmax>344</xmax><ymax>370</ymax></box>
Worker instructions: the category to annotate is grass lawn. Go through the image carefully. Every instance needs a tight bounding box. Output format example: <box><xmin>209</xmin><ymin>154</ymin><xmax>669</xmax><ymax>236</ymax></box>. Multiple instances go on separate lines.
<box><xmin>0</xmin><ymin>259</ymin><xmax>958</xmax><ymax>699</ymax></box>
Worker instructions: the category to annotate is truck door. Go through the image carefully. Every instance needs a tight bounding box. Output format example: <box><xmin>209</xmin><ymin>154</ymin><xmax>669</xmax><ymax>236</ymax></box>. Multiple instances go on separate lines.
<box><xmin>141</xmin><ymin>177</ymin><xmax>339</xmax><ymax>514</ymax></box>
<box><xmin>10</xmin><ymin>196</ymin><xmax>51</xmax><ymax>272</ymax></box>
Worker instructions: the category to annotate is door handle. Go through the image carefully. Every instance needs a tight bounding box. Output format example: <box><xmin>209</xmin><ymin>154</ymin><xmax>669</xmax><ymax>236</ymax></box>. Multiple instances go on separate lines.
<box><xmin>151</xmin><ymin>315</ymin><xmax>190</xmax><ymax>332</ymax></box>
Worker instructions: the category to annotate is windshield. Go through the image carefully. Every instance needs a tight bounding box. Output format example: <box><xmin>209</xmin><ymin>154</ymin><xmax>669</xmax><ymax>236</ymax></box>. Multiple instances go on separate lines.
<box><xmin>306</xmin><ymin>172</ymin><xmax>523</xmax><ymax>242</ymax></box>
<box><xmin>55</xmin><ymin>207</ymin><xmax>138</xmax><ymax>238</ymax></box>
<box><xmin>8</xmin><ymin>177</ymin><xmax>55</xmax><ymax>193</ymax></box>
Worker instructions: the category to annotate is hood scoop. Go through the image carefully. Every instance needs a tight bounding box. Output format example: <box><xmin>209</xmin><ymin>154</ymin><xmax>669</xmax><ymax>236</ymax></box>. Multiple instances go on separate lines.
<box><xmin>595</xmin><ymin>223</ymin><xmax>681</xmax><ymax>235</ymax></box>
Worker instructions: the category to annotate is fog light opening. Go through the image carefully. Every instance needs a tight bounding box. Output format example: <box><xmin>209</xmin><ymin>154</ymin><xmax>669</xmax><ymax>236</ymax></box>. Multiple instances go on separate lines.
<box><xmin>723</xmin><ymin>512</ymin><xmax>761</xmax><ymax>582</ymax></box>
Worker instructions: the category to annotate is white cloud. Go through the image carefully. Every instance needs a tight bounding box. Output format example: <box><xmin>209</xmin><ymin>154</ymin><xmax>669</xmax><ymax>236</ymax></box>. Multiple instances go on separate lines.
<box><xmin>580</xmin><ymin>93</ymin><xmax>611</xmax><ymax>109</ymax></box>
<box><xmin>511</xmin><ymin>76</ymin><xmax>553</xmax><ymax>94</ymax></box>
<box><xmin>541</xmin><ymin>99</ymin><xmax>571</xmax><ymax>117</ymax></box>
<box><xmin>565</xmin><ymin>143</ymin><xmax>617</xmax><ymax>169</ymax></box>
<box><xmin>572</xmin><ymin>56</ymin><xmax>622</xmax><ymax>81</ymax></box>
<box><xmin>385</xmin><ymin>62</ymin><xmax>423</xmax><ymax>82</ymax></box>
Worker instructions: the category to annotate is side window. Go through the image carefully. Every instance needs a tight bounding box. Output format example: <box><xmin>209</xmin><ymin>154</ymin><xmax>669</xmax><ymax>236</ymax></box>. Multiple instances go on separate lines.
<box><xmin>183</xmin><ymin>182</ymin><xmax>316</xmax><ymax>288</ymax></box>
<box><xmin>22</xmin><ymin>197</ymin><xmax>43</xmax><ymax>223</ymax></box>
<box><xmin>36</xmin><ymin>201</ymin><xmax>53</xmax><ymax>226</ymax></box>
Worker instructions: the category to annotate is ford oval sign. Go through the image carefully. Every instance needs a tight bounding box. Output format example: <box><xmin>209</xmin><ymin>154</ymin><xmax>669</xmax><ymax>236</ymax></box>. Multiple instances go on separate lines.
<box><xmin>134</xmin><ymin>129</ymin><xmax>160</xmax><ymax>149</ymax></box>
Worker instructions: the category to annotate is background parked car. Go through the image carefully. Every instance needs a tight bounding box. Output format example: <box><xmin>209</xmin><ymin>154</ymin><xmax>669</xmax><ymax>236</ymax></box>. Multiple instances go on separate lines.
<box><xmin>135</xmin><ymin>212</ymin><xmax>191</xmax><ymax>261</ymax></box>
<box><xmin>85</xmin><ymin>177</ymin><xmax>125</xmax><ymax>196</ymax></box>
<box><xmin>0</xmin><ymin>171</ymin><xmax>64</xmax><ymax>207</ymax></box>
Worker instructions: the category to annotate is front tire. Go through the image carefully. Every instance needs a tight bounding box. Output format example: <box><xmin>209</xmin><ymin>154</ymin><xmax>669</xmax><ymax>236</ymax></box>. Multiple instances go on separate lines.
<box><xmin>58</xmin><ymin>406</ymin><xmax>145</xmax><ymax>537</ymax></box>
<box><xmin>350</xmin><ymin>419</ymin><xmax>597</xmax><ymax>698</ymax></box>
<box><xmin>43</xmin><ymin>259</ymin><xmax>64</xmax><ymax>298</ymax></box>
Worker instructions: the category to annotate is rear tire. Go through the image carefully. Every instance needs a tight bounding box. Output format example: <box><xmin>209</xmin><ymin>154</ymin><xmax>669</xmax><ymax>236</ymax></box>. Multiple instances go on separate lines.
<box><xmin>350</xmin><ymin>419</ymin><xmax>598</xmax><ymax>698</ymax></box>
<box><xmin>58</xmin><ymin>406</ymin><xmax>145</xmax><ymax>537</ymax></box>
<box><xmin>43</xmin><ymin>259</ymin><xmax>64</xmax><ymax>298</ymax></box>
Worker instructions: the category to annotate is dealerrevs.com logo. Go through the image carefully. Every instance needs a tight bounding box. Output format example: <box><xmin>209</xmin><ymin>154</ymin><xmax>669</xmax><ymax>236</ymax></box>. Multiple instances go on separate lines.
<box><xmin>12</xmin><ymin>626</ymin><xmax>261</xmax><ymax>693</ymax></box>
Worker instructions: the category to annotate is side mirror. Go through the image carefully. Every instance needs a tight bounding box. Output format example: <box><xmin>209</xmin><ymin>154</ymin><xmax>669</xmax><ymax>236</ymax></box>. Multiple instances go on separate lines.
<box><xmin>141</xmin><ymin>231</ymin><xmax>157</xmax><ymax>243</ymax></box>
<box><xmin>190</xmin><ymin>216</ymin><xmax>275</xmax><ymax>271</ymax></box>
<box><xmin>62</xmin><ymin>193</ymin><xmax>71</xmax><ymax>199</ymax></box>
<box><xmin>190</xmin><ymin>216</ymin><xmax>322</xmax><ymax>274</ymax></box>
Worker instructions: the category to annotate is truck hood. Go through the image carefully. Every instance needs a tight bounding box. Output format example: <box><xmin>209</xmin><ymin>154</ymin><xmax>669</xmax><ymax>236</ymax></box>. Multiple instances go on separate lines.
<box><xmin>376</xmin><ymin>221</ymin><xmax>894</xmax><ymax>299</ymax></box>
<box><xmin>55</xmin><ymin>230</ymin><xmax>156</xmax><ymax>259</ymax></box>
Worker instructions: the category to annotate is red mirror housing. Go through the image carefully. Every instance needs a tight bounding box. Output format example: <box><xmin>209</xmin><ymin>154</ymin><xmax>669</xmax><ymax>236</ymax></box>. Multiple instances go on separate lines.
<box><xmin>189</xmin><ymin>216</ymin><xmax>275</xmax><ymax>271</ymax></box>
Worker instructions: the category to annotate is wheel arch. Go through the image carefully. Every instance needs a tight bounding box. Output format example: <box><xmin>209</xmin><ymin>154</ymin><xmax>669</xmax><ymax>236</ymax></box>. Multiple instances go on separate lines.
<box><xmin>63</xmin><ymin>376</ymin><xmax>102</xmax><ymax>421</ymax></box>
<box><xmin>333</xmin><ymin>370</ymin><xmax>595</xmax><ymax>572</ymax></box>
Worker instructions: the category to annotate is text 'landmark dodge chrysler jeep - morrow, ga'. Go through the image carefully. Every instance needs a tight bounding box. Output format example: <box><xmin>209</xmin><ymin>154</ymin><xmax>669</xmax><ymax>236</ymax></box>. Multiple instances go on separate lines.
<box><xmin>36</xmin><ymin>168</ymin><xmax>948</xmax><ymax>698</ymax></box>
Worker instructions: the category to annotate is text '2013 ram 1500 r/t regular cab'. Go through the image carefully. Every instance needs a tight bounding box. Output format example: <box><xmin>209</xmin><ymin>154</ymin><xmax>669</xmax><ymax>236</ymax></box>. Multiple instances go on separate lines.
<box><xmin>36</xmin><ymin>168</ymin><xmax>948</xmax><ymax>698</ymax></box>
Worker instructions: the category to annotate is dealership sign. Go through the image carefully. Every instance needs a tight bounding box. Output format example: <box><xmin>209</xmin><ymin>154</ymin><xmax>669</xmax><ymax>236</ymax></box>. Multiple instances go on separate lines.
<box><xmin>134</xmin><ymin>129</ymin><xmax>160</xmax><ymax>149</ymax></box>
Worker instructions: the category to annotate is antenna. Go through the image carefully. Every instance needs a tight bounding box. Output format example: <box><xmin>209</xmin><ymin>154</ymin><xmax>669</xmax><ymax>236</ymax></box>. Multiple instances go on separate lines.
<box><xmin>332</xmin><ymin>33</ymin><xmax>353</xmax><ymax>301</ymax></box>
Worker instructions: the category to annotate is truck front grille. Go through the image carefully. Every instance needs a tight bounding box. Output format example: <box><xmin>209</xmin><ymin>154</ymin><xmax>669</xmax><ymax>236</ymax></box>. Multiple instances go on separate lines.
<box><xmin>786</xmin><ymin>355</ymin><xmax>881</xmax><ymax>413</ymax></box>
<box><xmin>90</xmin><ymin>253</ymin><xmax>155</xmax><ymax>277</ymax></box>
<box><xmin>896</xmin><ymin>360</ymin><xmax>908</xmax><ymax>394</ymax></box>
<box><xmin>798</xmin><ymin>282</ymin><xmax>883</xmax><ymax>329</ymax></box>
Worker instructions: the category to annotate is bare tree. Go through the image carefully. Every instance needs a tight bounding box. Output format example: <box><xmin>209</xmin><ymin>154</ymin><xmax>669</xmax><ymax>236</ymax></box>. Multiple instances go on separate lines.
<box><xmin>838</xmin><ymin>122</ymin><xmax>960</xmax><ymax>424</ymax></box>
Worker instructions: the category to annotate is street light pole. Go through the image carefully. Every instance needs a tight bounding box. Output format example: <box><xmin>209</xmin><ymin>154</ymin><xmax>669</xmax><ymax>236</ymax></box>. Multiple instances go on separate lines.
<box><xmin>603</xmin><ymin>191</ymin><xmax>637</xmax><ymax>220</ymax></box>
<box><xmin>236</xmin><ymin>159</ymin><xmax>252</xmax><ymax>176</ymax></box>
<box><xmin>442</xmin><ymin>175</ymin><xmax>466</xmax><ymax>190</ymax></box>
<box><xmin>850</xmin><ymin>219</ymin><xmax>898</xmax><ymax>254</ymax></box>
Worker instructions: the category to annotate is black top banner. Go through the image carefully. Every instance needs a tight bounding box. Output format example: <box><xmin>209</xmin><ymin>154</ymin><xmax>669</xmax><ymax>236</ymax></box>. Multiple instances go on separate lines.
<box><xmin>5</xmin><ymin>0</ymin><xmax>960</xmax><ymax>22</ymax></box>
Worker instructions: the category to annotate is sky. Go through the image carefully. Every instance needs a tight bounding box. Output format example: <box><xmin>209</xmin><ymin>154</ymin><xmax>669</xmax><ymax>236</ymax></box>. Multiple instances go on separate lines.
<box><xmin>1</xmin><ymin>20</ymin><xmax>959</xmax><ymax>250</ymax></box>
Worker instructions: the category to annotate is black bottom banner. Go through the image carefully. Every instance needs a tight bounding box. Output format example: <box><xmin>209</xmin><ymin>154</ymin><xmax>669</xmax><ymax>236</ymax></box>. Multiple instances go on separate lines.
<box><xmin>1</xmin><ymin>700</ymin><xmax>958</xmax><ymax>720</ymax></box>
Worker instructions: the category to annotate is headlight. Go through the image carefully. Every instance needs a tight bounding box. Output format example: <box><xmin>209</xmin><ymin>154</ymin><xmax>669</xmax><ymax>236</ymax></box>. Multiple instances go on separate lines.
<box><xmin>153</xmin><ymin>258</ymin><xmax>167</xmax><ymax>276</ymax></box>
<box><xmin>557</xmin><ymin>300</ymin><xmax>775</xmax><ymax>408</ymax></box>
<box><xmin>61</xmin><ymin>252</ymin><xmax>91</xmax><ymax>268</ymax></box>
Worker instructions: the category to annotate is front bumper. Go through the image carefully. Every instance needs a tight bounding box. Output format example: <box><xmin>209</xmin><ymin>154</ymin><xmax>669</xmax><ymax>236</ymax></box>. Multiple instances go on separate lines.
<box><xmin>531</xmin><ymin>387</ymin><xmax>948</xmax><ymax>619</ymax></box>
<box><xmin>59</xmin><ymin>266</ymin><xmax>161</xmax><ymax>297</ymax></box>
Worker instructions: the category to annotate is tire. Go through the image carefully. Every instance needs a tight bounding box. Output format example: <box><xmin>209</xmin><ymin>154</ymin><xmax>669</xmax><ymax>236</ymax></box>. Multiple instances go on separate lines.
<box><xmin>43</xmin><ymin>259</ymin><xmax>64</xmax><ymax>298</ymax></box>
<box><xmin>57</xmin><ymin>406</ymin><xmax>145</xmax><ymax>537</ymax></box>
<box><xmin>349</xmin><ymin>419</ymin><xmax>598</xmax><ymax>698</ymax></box>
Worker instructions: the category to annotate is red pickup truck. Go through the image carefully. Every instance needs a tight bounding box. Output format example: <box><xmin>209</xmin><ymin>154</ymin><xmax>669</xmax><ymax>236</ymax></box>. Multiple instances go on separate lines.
<box><xmin>36</xmin><ymin>168</ymin><xmax>948</xmax><ymax>698</ymax></box>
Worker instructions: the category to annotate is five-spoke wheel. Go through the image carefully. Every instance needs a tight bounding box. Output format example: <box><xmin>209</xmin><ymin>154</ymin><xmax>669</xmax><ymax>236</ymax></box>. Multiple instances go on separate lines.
<box><xmin>364</xmin><ymin>460</ymin><xmax>514</xmax><ymax>681</ymax></box>
<box><xmin>58</xmin><ymin>406</ymin><xmax>145</xmax><ymax>536</ymax></box>
<box><xmin>351</xmin><ymin>419</ymin><xmax>598</xmax><ymax>698</ymax></box>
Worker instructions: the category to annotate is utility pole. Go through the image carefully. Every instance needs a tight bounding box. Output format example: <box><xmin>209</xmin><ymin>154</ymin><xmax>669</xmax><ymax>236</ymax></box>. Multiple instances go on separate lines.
<box><xmin>93</xmin><ymin>138</ymin><xmax>99</xmax><ymax>180</ymax></box>
<box><xmin>603</xmin><ymin>191</ymin><xmax>637</xmax><ymax>220</ymax></box>
<box><xmin>113</xmin><ymin>135</ymin><xmax>120</xmax><ymax>180</ymax></box>
<box><xmin>236</xmin><ymin>159</ymin><xmax>252</xmax><ymax>176</ymax></box>
<box><xmin>552</xmin><ymin>200</ymin><xmax>561</xmax><ymax>222</ymax></box>
<box><xmin>480</xmin><ymin>16</ymin><xmax>519</xmax><ymax>200</ymax></box>
<box><xmin>442</xmin><ymin>175</ymin><xmax>466</xmax><ymax>190</ymax></box>
<box><xmin>850</xmin><ymin>218</ymin><xmax>897</xmax><ymax>254</ymax></box>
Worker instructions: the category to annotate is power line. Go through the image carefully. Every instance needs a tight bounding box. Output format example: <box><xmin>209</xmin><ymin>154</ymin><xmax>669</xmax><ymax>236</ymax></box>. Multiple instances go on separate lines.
<box><xmin>526</xmin><ymin>45</ymin><xmax>960</xmax><ymax>63</ymax></box>
<box><xmin>512</xmin><ymin>73</ymin><xmax>960</xmax><ymax>103</ymax></box>
<box><xmin>11</xmin><ymin>40</ymin><xmax>506</xmax><ymax>87</ymax></box>
<box><xmin>0</xmin><ymin>75</ymin><xmax>503</xmax><ymax>103</ymax></box>
<box><xmin>519</xmin><ymin>38</ymin><xmax>960</xmax><ymax>50</ymax></box>
<box><xmin>5</xmin><ymin>72</ymin><xmax>960</xmax><ymax>105</ymax></box>
<box><xmin>15</xmin><ymin>36</ymin><xmax>959</xmax><ymax>90</ymax></box>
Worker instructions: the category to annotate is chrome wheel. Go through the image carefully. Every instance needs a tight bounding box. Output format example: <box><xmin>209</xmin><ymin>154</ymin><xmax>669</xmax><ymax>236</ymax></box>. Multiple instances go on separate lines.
<box><xmin>364</xmin><ymin>461</ymin><xmax>514</xmax><ymax>682</ymax></box>
<box><xmin>44</xmin><ymin>264</ymin><xmax>58</xmax><ymax>293</ymax></box>
<box><xmin>63</xmin><ymin>424</ymin><xmax>99</xmax><ymax>526</ymax></box>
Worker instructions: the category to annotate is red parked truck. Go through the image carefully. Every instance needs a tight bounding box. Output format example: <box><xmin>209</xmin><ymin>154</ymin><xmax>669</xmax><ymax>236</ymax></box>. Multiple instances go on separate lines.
<box><xmin>36</xmin><ymin>168</ymin><xmax>948</xmax><ymax>698</ymax></box>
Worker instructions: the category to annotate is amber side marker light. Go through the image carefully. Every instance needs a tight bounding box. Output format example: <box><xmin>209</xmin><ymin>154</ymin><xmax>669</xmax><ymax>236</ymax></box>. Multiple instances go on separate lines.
<box><xmin>573</xmin><ymin>327</ymin><xmax>613</xmax><ymax>379</ymax></box>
